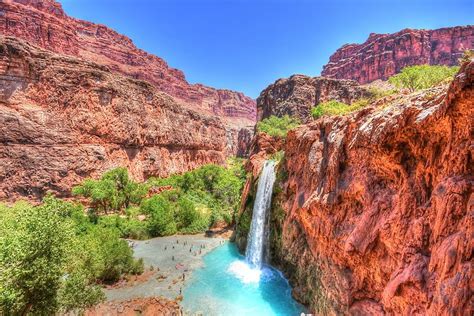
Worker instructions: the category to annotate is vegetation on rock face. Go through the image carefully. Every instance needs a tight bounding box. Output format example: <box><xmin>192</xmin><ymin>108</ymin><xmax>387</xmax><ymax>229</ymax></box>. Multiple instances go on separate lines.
<box><xmin>311</xmin><ymin>99</ymin><xmax>369</xmax><ymax>119</ymax></box>
<box><xmin>459</xmin><ymin>50</ymin><xmax>474</xmax><ymax>64</ymax></box>
<box><xmin>388</xmin><ymin>64</ymin><xmax>459</xmax><ymax>92</ymax></box>
<box><xmin>256</xmin><ymin>115</ymin><xmax>301</xmax><ymax>138</ymax></box>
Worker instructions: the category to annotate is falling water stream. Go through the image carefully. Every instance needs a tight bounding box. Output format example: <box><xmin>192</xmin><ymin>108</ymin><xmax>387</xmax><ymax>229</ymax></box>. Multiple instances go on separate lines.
<box><xmin>245</xmin><ymin>160</ymin><xmax>276</xmax><ymax>268</ymax></box>
<box><xmin>182</xmin><ymin>160</ymin><xmax>305</xmax><ymax>315</ymax></box>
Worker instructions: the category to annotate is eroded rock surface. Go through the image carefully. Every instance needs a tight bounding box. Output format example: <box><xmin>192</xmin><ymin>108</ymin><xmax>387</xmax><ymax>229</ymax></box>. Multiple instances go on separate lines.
<box><xmin>0</xmin><ymin>0</ymin><xmax>256</xmax><ymax>128</ymax></box>
<box><xmin>322</xmin><ymin>26</ymin><xmax>474</xmax><ymax>84</ymax></box>
<box><xmin>85</xmin><ymin>297</ymin><xmax>181</xmax><ymax>316</ymax></box>
<box><xmin>242</xmin><ymin>61</ymin><xmax>473</xmax><ymax>314</ymax></box>
<box><xmin>0</xmin><ymin>36</ymin><xmax>230</xmax><ymax>200</ymax></box>
<box><xmin>257</xmin><ymin>75</ymin><xmax>372</xmax><ymax>122</ymax></box>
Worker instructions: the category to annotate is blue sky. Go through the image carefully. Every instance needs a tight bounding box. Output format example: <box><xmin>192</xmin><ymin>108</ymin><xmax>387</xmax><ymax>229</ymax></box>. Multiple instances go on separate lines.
<box><xmin>59</xmin><ymin>0</ymin><xmax>473</xmax><ymax>98</ymax></box>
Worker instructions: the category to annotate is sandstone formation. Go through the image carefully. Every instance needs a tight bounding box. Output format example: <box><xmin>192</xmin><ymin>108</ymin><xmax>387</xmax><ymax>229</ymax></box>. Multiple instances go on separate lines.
<box><xmin>322</xmin><ymin>26</ymin><xmax>474</xmax><ymax>84</ymax></box>
<box><xmin>257</xmin><ymin>75</ymin><xmax>372</xmax><ymax>122</ymax></box>
<box><xmin>240</xmin><ymin>61</ymin><xmax>473</xmax><ymax>314</ymax></box>
<box><xmin>0</xmin><ymin>36</ymin><xmax>232</xmax><ymax>200</ymax></box>
<box><xmin>0</xmin><ymin>0</ymin><xmax>256</xmax><ymax>129</ymax></box>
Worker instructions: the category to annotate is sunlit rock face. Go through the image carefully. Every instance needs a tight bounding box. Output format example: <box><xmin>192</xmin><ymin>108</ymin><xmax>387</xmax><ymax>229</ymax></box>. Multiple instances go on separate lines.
<box><xmin>322</xmin><ymin>26</ymin><xmax>474</xmax><ymax>84</ymax></box>
<box><xmin>0</xmin><ymin>0</ymin><xmax>259</xmax><ymax>201</ymax></box>
<box><xmin>0</xmin><ymin>0</ymin><xmax>256</xmax><ymax>144</ymax></box>
<box><xmin>0</xmin><ymin>36</ymin><xmax>231</xmax><ymax>200</ymax></box>
<box><xmin>242</xmin><ymin>62</ymin><xmax>473</xmax><ymax>314</ymax></box>
<box><xmin>257</xmin><ymin>75</ymin><xmax>372</xmax><ymax>123</ymax></box>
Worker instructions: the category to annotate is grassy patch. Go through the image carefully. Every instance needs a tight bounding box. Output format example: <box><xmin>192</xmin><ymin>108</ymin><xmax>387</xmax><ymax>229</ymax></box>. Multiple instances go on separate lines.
<box><xmin>256</xmin><ymin>115</ymin><xmax>301</xmax><ymax>138</ymax></box>
<box><xmin>311</xmin><ymin>99</ymin><xmax>369</xmax><ymax>119</ymax></box>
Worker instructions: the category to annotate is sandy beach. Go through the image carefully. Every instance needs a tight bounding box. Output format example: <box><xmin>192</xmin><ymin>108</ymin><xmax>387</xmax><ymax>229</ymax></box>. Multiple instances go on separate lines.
<box><xmin>105</xmin><ymin>234</ymin><xmax>226</xmax><ymax>302</ymax></box>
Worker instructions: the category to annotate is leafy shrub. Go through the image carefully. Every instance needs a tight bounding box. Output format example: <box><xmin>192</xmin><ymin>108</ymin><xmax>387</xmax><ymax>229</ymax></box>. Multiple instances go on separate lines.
<box><xmin>57</xmin><ymin>272</ymin><xmax>104</xmax><ymax>312</ymax></box>
<box><xmin>0</xmin><ymin>201</ymin><xmax>105</xmax><ymax>314</ymax></box>
<box><xmin>311</xmin><ymin>99</ymin><xmax>369</xmax><ymax>119</ymax></box>
<box><xmin>270</xmin><ymin>150</ymin><xmax>285</xmax><ymax>163</ymax></box>
<box><xmin>141</xmin><ymin>195</ymin><xmax>177</xmax><ymax>237</ymax></box>
<box><xmin>0</xmin><ymin>197</ymin><xmax>145</xmax><ymax>314</ymax></box>
<box><xmin>256</xmin><ymin>115</ymin><xmax>301</xmax><ymax>138</ymax></box>
<box><xmin>388</xmin><ymin>64</ymin><xmax>459</xmax><ymax>92</ymax></box>
<box><xmin>367</xmin><ymin>86</ymin><xmax>399</xmax><ymax>99</ymax></box>
<box><xmin>121</xmin><ymin>219</ymin><xmax>150</xmax><ymax>240</ymax></box>
<box><xmin>176</xmin><ymin>196</ymin><xmax>209</xmax><ymax>233</ymax></box>
<box><xmin>81</xmin><ymin>227</ymin><xmax>144</xmax><ymax>283</ymax></box>
<box><xmin>0</xmin><ymin>202</ymin><xmax>73</xmax><ymax>314</ymax></box>
<box><xmin>98</xmin><ymin>215</ymin><xmax>149</xmax><ymax>240</ymax></box>
<box><xmin>147</xmin><ymin>160</ymin><xmax>247</xmax><ymax>233</ymax></box>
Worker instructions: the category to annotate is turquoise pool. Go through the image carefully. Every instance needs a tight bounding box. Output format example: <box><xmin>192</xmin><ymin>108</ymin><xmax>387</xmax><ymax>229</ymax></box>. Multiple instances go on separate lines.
<box><xmin>182</xmin><ymin>242</ymin><xmax>306</xmax><ymax>316</ymax></box>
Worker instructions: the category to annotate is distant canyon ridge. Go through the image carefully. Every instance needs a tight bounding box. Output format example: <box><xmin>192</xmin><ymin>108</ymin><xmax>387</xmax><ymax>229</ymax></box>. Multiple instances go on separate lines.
<box><xmin>322</xmin><ymin>26</ymin><xmax>474</xmax><ymax>83</ymax></box>
<box><xmin>0</xmin><ymin>0</ymin><xmax>472</xmax><ymax>201</ymax></box>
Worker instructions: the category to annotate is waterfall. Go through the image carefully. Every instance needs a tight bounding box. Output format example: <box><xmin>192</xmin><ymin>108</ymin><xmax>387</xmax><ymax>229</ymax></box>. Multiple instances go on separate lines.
<box><xmin>245</xmin><ymin>160</ymin><xmax>276</xmax><ymax>268</ymax></box>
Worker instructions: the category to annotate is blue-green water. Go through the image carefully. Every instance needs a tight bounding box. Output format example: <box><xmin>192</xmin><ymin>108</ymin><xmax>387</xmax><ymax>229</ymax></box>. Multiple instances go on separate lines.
<box><xmin>182</xmin><ymin>242</ymin><xmax>306</xmax><ymax>316</ymax></box>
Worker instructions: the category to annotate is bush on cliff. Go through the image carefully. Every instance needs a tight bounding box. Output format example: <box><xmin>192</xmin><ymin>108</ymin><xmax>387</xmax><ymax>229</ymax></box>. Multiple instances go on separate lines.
<box><xmin>311</xmin><ymin>99</ymin><xmax>369</xmax><ymax>119</ymax></box>
<box><xmin>256</xmin><ymin>115</ymin><xmax>301</xmax><ymax>138</ymax></box>
<box><xmin>388</xmin><ymin>64</ymin><xmax>459</xmax><ymax>92</ymax></box>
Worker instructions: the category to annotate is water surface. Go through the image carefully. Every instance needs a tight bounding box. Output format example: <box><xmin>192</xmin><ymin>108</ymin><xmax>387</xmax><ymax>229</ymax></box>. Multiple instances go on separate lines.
<box><xmin>182</xmin><ymin>242</ymin><xmax>305</xmax><ymax>316</ymax></box>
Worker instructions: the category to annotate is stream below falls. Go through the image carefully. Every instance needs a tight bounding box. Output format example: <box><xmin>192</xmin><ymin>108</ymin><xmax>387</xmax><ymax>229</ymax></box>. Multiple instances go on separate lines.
<box><xmin>181</xmin><ymin>242</ymin><xmax>306</xmax><ymax>316</ymax></box>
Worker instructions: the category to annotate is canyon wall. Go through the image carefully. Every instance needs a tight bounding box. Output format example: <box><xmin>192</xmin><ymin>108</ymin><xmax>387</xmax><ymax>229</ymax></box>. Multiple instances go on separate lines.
<box><xmin>0</xmin><ymin>0</ymin><xmax>256</xmax><ymax>128</ymax></box>
<box><xmin>0</xmin><ymin>36</ymin><xmax>231</xmax><ymax>200</ymax></box>
<box><xmin>322</xmin><ymin>25</ymin><xmax>474</xmax><ymax>84</ymax></box>
<box><xmin>0</xmin><ymin>0</ymin><xmax>257</xmax><ymax>201</ymax></box>
<box><xmin>257</xmin><ymin>75</ymin><xmax>372</xmax><ymax>123</ymax></box>
<box><xmin>239</xmin><ymin>61</ymin><xmax>473</xmax><ymax>314</ymax></box>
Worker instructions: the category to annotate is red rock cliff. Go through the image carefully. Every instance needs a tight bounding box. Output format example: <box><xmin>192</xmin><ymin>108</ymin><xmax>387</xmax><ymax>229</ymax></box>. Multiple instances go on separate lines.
<box><xmin>322</xmin><ymin>26</ymin><xmax>474</xmax><ymax>84</ymax></box>
<box><xmin>257</xmin><ymin>75</ymin><xmax>372</xmax><ymax>122</ymax></box>
<box><xmin>241</xmin><ymin>61</ymin><xmax>473</xmax><ymax>314</ymax></box>
<box><xmin>0</xmin><ymin>36</ymin><xmax>231</xmax><ymax>200</ymax></box>
<box><xmin>0</xmin><ymin>0</ymin><xmax>256</xmax><ymax>128</ymax></box>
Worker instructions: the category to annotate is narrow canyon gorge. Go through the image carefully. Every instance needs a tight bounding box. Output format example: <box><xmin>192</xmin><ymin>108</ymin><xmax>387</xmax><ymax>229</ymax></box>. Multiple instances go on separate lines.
<box><xmin>0</xmin><ymin>0</ymin><xmax>472</xmax><ymax>315</ymax></box>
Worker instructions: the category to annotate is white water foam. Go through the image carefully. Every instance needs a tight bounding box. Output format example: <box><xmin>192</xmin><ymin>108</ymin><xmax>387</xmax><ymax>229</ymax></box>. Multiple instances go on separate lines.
<box><xmin>227</xmin><ymin>260</ymin><xmax>262</xmax><ymax>284</ymax></box>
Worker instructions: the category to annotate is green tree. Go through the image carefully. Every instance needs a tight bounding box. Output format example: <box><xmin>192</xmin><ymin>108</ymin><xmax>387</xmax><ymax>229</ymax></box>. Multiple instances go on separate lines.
<box><xmin>388</xmin><ymin>64</ymin><xmax>459</xmax><ymax>92</ymax></box>
<box><xmin>141</xmin><ymin>195</ymin><xmax>177</xmax><ymax>237</ymax></box>
<box><xmin>0</xmin><ymin>201</ymin><xmax>105</xmax><ymax>315</ymax></box>
<box><xmin>0</xmin><ymin>202</ymin><xmax>72</xmax><ymax>314</ymax></box>
<box><xmin>102</xmin><ymin>168</ymin><xmax>147</xmax><ymax>209</ymax></box>
<box><xmin>76</xmin><ymin>226</ymin><xmax>143</xmax><ymax>284</ymax></box>
<box><xmin>145</xmin><ymin>159</ymin><xmax>247</xmax><ymax>233</ymax></box>
<box><xmin>72</xmin><ymin>168</ymin><xmax>147</xmax><ymax>214</ymax></box>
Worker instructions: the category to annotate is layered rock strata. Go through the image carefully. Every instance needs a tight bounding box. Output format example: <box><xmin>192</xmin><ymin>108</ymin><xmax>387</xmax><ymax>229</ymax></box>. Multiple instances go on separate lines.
<box><xmin>240</xmin><ymin>61</ymin><xmax>473</xmax><ymax>314</ymax></box>
<box><xmin>0</xmin><ymin>0</ymin><xmax>256</xmax><ymax>128</ymax></box>
<box><xmin>257</xmin><ymin>75</ymin><xmax>372</xmax><ymax>122</ymax></box>
<box><xmin>0</xmin><ymin>36</ymin><xmax>230</xmax><ymax>200</ymax></box>
<box><xmin>322</xmin><ymin>26</ymin><xmax>474</xmax><ymax>84</ymax></box>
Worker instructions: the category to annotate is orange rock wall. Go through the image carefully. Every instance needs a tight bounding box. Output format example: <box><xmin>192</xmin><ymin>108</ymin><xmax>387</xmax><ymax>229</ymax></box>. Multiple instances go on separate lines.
<box><xmin>278</xmin><ymin>62</ymin><xmax>473</xmax><ymax>314</ymax></box>
<box><xmin>0</xmin><ymin>37</ymin><xmax>229</xmax><ymax>200</ymax></box>
<box><xmin>0</xmin><ymin>0</ymin><xmax>256</xmax><ymax>128</ymax></box>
